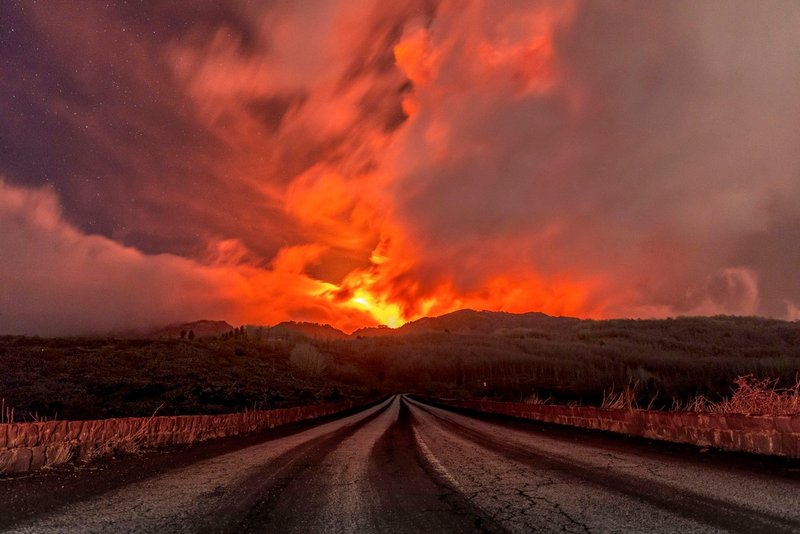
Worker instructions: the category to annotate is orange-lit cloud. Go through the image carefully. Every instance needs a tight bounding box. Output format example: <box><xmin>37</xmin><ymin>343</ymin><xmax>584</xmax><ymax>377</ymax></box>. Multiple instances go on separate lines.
<box><xmin>3</xmin><ymin>1</ymin><xmax>800</xmax><ymax>335</ymax></box>
<box><xmin>0</xmin><ymin>179</ymin><xmax>382</xmax><ymax>335</ymax></box>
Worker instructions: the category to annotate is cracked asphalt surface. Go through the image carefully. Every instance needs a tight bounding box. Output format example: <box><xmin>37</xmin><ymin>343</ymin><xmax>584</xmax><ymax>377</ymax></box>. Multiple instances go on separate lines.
<box><xmin>2</xmin><ymin>395</ymin><xmax>799</xmax><ymax>533</ymax></box>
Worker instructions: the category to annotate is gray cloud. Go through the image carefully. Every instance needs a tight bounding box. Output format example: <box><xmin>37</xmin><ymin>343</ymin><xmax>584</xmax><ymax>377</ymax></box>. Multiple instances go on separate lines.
<box><xmin>388</xmin><ymin>0</ymin><xmax>800</xmax><ymax>318</ymax></box>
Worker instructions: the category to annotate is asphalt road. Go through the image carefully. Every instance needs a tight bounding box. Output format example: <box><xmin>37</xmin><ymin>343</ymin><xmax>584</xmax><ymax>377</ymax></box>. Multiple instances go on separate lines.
<box><xmin>2</xmin><ymin>395</ymin><xmax>799</xmax><ymax>533</ymax></box>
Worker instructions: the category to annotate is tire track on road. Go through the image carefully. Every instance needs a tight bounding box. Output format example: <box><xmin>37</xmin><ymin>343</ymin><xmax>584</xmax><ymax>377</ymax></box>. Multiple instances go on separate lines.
<box><xmin>5</xmin><ymin>398</ymin><xmax>393</xmax><ymax>534</ymax></box>
<box><xmin>409</xmin><ymin>398</ymin><xmax>800</xmax><ymax>533</ymax></box>
<box><xmin>209</xmin><ymin>397</ymin><xmax>395</xmax><ymax>533</ymax></box>
<box><xmin>0</xmin><ymin>397</ymin><xmax>389</xmax><ymax>531</ymax></box>
<box><xmin>365</xmin><ymin>397</ymin><xmax>505</xmax><ymax>533</ymax></box>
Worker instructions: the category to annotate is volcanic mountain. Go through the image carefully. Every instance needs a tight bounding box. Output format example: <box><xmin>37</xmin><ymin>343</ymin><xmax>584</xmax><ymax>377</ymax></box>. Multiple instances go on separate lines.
<box><xmin>352</xmin><ymin>309</ymin><xmax>580</xmax><ymax>337</ymax></box>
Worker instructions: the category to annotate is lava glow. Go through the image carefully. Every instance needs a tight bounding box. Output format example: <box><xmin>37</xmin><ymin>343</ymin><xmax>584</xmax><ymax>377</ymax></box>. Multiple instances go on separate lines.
<box><xmin>348</xmin><ymin>293</ymin><xmax>404</xmax><ymax>329</ymax></box>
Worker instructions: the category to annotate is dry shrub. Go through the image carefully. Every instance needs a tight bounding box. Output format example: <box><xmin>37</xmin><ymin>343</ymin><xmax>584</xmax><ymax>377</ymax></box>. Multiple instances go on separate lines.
<box><xmin>713</xmin><ymin>375</ymin><xmax>800</xmax><ymax>416</ymax></box>
<box><xmin>290</xmin><ymin>343</ymin><xmax>328</xmax><ymax>376</ymax></box>
<box><xmin>682</xmin><ymin>375</ymin><xmax>800</xmax><ymax>416</ymax></box>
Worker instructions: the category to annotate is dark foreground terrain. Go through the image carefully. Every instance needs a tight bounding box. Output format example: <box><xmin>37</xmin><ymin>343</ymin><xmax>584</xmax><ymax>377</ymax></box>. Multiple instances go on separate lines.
<box><xmin>2</xmin><ymin>396</ymin><xmax>799</xmax><ymax>533</ymax></box>
<box><xmin>0</xmin><ymin>335</ymin><xmax>374</xmax><ymax>420</ymax></box>
<box><xmin>3</xmin><ymin>312</ymin><xmax>800</xmax><ymax>420</ymax></box>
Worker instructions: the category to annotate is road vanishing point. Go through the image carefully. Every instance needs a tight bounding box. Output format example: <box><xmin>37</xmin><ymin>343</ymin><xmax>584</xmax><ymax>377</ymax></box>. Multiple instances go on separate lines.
<box><xmin>2</xmin><ymin>395</ymin><xmax>799</xmax><ymax>533</ymax></box>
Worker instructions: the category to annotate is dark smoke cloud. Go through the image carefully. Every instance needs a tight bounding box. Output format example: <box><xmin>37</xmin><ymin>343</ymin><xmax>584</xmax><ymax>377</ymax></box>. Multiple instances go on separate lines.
<box><xmin>1</xmin><ymin>0</ymin><xmax>799</xmax><ymax>334</ymax></box>
<box><xmin>388</xmin><ymin>0</ymin><xmax>800</xmax><ymax>318</ymax></box>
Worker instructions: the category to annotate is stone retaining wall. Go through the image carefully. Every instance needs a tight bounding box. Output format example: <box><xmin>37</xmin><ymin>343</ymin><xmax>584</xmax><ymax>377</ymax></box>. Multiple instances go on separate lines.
<box><xmin>0</xmin><ymin>398</ymin><xmax>381</xmax><ymax>474</ymax></box>
<box><xmin>427</xmin><ymin>398</ymin><xmax>800</xmax><ymax>458</ymax></box>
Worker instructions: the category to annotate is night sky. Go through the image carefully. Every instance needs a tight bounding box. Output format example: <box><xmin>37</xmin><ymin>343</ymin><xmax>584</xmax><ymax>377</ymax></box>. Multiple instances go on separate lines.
<box><xmin>2</xmin><ymin>0</ymin><xmax>800</xmax><ymax>335</ymax></box>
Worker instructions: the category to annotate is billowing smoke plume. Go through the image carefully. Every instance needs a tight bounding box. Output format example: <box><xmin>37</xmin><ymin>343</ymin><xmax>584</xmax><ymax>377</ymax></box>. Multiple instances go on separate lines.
<box><xmin>1</xmin><ymin>1</ymin><xmax>799</xmax><ymax>334</ymax></box>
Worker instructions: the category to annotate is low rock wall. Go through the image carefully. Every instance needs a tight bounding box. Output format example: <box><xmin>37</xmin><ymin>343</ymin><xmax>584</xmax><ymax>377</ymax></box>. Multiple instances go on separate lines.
<box><xmin>427</xmin><ymin>398</ymin><xmax>800</xmax><ymax>458</ymax></box>
<box><xmin>0</xmin><ymin>398</ymin><xmax>379</xmax><ymax>474</ymax></box>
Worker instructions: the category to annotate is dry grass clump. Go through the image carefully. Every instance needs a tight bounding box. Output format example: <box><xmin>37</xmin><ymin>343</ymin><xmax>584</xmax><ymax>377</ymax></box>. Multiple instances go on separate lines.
<box><xmin>600</xmin><ymin>381</ymin><xmax>659</xmax><ymax>410</ymax></box>
<box><xmin>601</xmin><ymin>385</ymin><xmax>640</xmax><ymax>410</ymax></box>
<box><xmin>83</xmin><ymin>404</ymin><xmax>164</xmax><ymax>462</ymax></box>
<box><xmin>1</xmin><ymin>398</ymin><xmax>14</xmax><ymax>424</ymax></box>
<box><xmin>523</xmin><ymin>392</ymin><xmax>553</xmax><ymax>405</ymax></box>
<box><xmin>43</xmin><ymin>444</ymin><xmax>74</xmax><ymax>468</ymax></box>
<box><xmin>681</xmin><ymin>375</ymin><xmax>800</xmax><ymax>416</ymax></box>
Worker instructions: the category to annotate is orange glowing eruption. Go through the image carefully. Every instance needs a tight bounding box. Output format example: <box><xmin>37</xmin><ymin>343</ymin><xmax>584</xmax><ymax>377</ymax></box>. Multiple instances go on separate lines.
<box><xmin>249</xmin><ymin>0</ymin><xmax>597</xmax><ymax>333</ymax></box>
<box><xmin>319</xmin><ymin>235</ymin><xmax>426</xmax><ymax>329</ymax></box>
<box><xmin>308</xmin><ymin>227</ymin><xmax>601</xmax><ymax>332</ymax></box>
